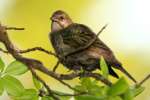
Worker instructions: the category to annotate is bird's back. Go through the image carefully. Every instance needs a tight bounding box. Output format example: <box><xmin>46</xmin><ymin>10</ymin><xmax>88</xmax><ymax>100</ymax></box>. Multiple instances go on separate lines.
<box><xmin>62</xmin><ymin>24</ymin><xmax>121</xmax><ymax>64</ymax></box>
<box><xmin>50</xmin><ymin>24</ymin><xmax>121</xmax><ymax>70</ymax></box>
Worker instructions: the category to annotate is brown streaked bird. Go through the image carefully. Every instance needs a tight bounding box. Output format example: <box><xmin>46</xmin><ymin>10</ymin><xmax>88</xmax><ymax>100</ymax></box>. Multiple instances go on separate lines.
<box><xmin>49</xmin><ymin>10</ymin><xmax>137</xmax><ymax>83</ymax></box>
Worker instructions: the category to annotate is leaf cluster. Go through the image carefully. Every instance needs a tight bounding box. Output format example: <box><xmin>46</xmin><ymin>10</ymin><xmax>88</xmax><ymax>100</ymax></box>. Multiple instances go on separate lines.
<box><xmin>0</xmin><ymin>57</ymin><xmax>145</xmax><ymax>100</ymax></box>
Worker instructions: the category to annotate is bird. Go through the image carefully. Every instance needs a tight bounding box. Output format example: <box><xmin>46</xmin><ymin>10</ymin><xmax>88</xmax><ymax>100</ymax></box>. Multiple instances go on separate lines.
<box><xmin>49</xmin><ymin>10</ymin><xmax>137</xmax><ymax>83</ymax></box>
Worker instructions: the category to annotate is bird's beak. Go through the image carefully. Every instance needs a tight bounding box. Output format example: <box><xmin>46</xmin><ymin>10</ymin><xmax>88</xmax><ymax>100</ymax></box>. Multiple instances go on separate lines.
<box><xmin>50</xmin><ymin>17</ymin><xmax>58</xmax><ymax>22</ymax></box>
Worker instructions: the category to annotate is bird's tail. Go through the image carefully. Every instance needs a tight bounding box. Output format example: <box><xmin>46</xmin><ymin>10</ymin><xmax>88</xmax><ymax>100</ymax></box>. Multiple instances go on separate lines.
<box><xmin>108</xmin><ymin>66</ymin><xmax>119</xmax><ymax>78</ymax></box>
<box><xmin>116</xmin><ymin>64</ymin><xmax>137</xmax><ymax>83</ymax></box>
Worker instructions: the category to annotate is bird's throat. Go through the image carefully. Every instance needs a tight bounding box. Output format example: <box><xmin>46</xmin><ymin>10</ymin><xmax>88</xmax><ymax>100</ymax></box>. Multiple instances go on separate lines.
<box><xmin>51</xmin><ymin>21</ymin><xmax>63</xmax><ymax>32</ymax></box>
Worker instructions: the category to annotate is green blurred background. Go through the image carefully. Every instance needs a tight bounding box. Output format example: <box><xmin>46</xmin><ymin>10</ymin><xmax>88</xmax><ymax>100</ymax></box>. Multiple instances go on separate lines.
<box><xmin>0</xmin><ymin>0</ymin><xmax>149</xmax><ymax>100</ymax></box>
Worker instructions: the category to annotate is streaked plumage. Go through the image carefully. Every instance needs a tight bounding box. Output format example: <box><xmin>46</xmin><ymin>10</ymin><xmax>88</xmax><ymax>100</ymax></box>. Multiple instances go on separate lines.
<box><xmin>49</xmin><ymin>10</ymin><xmax>137</xmax><ymax>83</ymax></box>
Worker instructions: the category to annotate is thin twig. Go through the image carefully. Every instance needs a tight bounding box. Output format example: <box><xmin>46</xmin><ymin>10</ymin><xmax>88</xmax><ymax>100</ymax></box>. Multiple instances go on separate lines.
<box><xmin>59</xmin><ymin>72</ymin><xmax>112</xmax><ymax>86</ymax></box>
<box><xmin>65</xmin><ymin>24</ymin><xmax>108</xmax><ymax>57</ymax></box>
<box><xmin>0</xmin><ymin>24</ymin><xmax>112</xmax><ymax>95</ymax></box>
<box><xmin>22</xmin><ymin>59</ymin><xmax>87</xmax><ymax>92</ymax></box>
<box><xmin>0</xmin><ymin>43</ymin><xmax>118</xmax><ymax>92</ymax></box>
<box><xmin>53</xmin><ymin>61</ymin><xmax>60</xmax><ymax>72</ymax></box>
<box><xmin>53</xmin><ymin>91</ymin><xmax>87</xmax><ymax>96</ymax></box>
<box><xmin>0</xmin><ymin>24</ymin><xmax>112</xmax><ymax>86</ymax></box>
<box><xmin>0</xmin><ymin>25</ymin><xmax>84</xmax><ymax>94</ymax></box>
<box><xmin>0</xmin><ymin>47</ymin><xmax>57</xmax><ymax>57</ymax></box>
<box><xmin>0</xmin><ymin>48</ymin><xmax>8</xmax><ymax>53</ymax></box>
<box><xmin>138</xmin><ymin>74</ymin><xmax>150</xmax><ymax>86</ymax></box>
<box><xmin>82</xmin><ymin>72</ymin><xmax>112</xmax><ymax>86</ymax></box>
<box><xmin>29</xmin><ymin>66</ymin><xmax>60</xmax><ymax>100</ymax></box>
<box><xmin>1</xmin><ymin>23</ymin><xmax>150</xmax><ymax>99</ymax></box>
<box><xmin>57</xmin><ymin>78</ymin><xmax>81</xmax><ymax>92</ymax></box>
<box><xmin>19</xmin><ymin>47</ymin><xmax>57</xmax><ymax>57</ymax></box>
<box><xmin>39</xmin><ymin>88</ymin><xmax>87</xmax><ymax>97</ymax></box>
<box><xmin>6</xmin><ymin>27</ymin><xmax>25</xmax><ymax>30</ymax></box>
<box><xmin>33</xmin><ymin>62</ymin><xmax>112</xmax><ymax>90</ymax></box>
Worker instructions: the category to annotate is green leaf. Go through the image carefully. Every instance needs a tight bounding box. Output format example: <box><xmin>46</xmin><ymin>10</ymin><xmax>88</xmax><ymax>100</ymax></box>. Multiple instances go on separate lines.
<box><xmin>0</xmin><ymin>57</ymin><xmax>5</xmax><ymax>72</ymax></box>
<box><xmin>2</xmin><ymin>75</ymin><xmax>25</xmax><ymax>96</ymax></box>
<box><xmin>43</xmin><ymin>95</ymin><xmax>71</xmax><ymax>100</ymax></box>
<box><xmin>42</xmin><ymin>96</ymin><xmax>53</xmax><ymax>100</ymax></box>
<box><xmin>123</xmin><ymin>88</ymin><xmax>134</xmax><ymax>100</ymax></box>
<box><xmin>61</xmin><ymin>96</ymin><xmax>71</xmax><ymax>100</ymax></box>
<box><xmin>88</xmin><ymin>85</ymin><xmax>104</xmax><ymax>96</ymax></box>
<box><xmin>51</xmin><ymin>91</ymin><xmax>71</xmax><ymax>100</ymax></box>
<box><xmin>122</xmin><ymin>85</ymin><xmax>144</xmax><ymax>100</ymax></box>
<box><xmin>107</xmin><ymin>77</ymin><xmax>129</xmax><ymax>96</ymax></box>
<box><xmin>0</xmin><ymin>79</ymin><xmax>4</xmax><ymax>95</ymax></box>
<box><xmin>77</xmin><ymin>78</ymin><xmax>109</xmax><ymax>96</ymax></box>
<box><xmin>32</xmin><ymin>76</ymin><xmax>42</xmax><ymax>90</ymax></box>
<box><xmin>75</xmin><ymin>95</ymin><xmax>106</xmax><ymax>100</ymax></box>
<box><xmin>75</xmin><ymin>85</ymin><xmax>86</xmax><ymax>93</ymax></box>
<box><xmin>100</xmin><ymin>56</ymin><xmax>109</xmax><ymax>78</ymax></box>
<box><xmin>13</xmin><ymin>89</ymin><xmax>38</xmax><ymax>100</ymax></box>
<box><xmin>80</xmin><ymin>78</ymin><xmax>92</xmax><ymax>88</ymax></box>
<box><xmin>5</xmin><ymin>60</ymin><xmax>28</xmax><ymax>75</ymax></box>
<box><xmin>132</xmin><ymin>86</ymin><xmax>145</xmax><ymax>97</ymax></box>
<box><xmin>108</xmin><ymin>96</ymin><xmax>123</xmax><ymax>100</ymax></box>
<box><xmin>80</xmin><ymin>78</ymin><xmax>98</xmax><ymax>93</ymax></box>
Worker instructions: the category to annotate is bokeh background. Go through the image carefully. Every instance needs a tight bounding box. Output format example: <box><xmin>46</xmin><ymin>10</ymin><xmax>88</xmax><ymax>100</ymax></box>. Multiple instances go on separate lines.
<box><xmin>0</xmin><ymin>0</ymin><xmax>150</xmax><ymax>100</ymax></box>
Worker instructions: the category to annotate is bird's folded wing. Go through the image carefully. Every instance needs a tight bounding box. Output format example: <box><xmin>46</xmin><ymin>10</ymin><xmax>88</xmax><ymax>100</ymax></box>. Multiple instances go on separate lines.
<box><xmin>61</xmin><ymin>24</ymin><xmax>95</xmax><ymax>48</ymax></box>
<box><xmin>61</xmin><ymin>24</ymin><xmax>111</xmax><ymax>51</ymax></box>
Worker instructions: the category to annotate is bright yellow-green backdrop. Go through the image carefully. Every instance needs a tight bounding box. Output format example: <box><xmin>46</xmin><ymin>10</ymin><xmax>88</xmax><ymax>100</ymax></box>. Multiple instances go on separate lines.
<box><xmin>0</xmin><ymin>0</ymin><xmax>149</xmax><ymax>100</ymax></box>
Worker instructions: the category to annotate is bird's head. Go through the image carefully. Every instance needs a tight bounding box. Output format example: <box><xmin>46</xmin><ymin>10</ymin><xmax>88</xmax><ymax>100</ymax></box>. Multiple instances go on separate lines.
<box><xmin>50</xmin><ymin>10</ymin><xmax>73</xmax><ymax>32</ymax></box>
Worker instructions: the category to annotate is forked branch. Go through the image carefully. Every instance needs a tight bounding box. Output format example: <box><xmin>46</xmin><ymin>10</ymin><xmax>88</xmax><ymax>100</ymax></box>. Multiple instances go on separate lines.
<box><xmin>0</xmin><ymin>24</ymin><xmax>112</xmax><ymax>99</ymax></box>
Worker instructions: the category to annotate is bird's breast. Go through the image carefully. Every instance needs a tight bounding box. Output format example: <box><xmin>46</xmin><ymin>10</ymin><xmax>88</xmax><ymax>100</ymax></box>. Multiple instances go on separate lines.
<box><xmin>51</xmin><ymin>21</ymin><xmax>62</xmax><ymax>32</ymax></box>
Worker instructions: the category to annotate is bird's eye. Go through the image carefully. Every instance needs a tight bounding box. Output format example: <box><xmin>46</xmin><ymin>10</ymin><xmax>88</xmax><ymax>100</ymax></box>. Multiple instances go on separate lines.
<box><xmin>60</xmin><ymin>16</ymin><xmax>64</xmax><ymax>20</ymax></box>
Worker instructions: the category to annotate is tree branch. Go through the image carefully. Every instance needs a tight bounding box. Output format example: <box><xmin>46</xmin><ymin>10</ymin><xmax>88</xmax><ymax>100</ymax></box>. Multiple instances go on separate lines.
<box><xmin>6</xmin><ymin>27</ymin><xmax>25</xmax><ymax>30</ymax></box>
<box><xmin>0</xmin><ymin>48</ymin><xmax>8</xmax><ymax>53</ymax></box>
<box><xmin>0</xmin><ymin>47</ymin><xmax>57</xmax><ymax>57</ymax></box>
<box><xmin>60</xmin><ymin>72</ymin><xmax>112</xmax><ymax>86</ymax></box>
<box><xmin>53</xmin><ymin>61</ymin><xmax>60</xmax><ymax>72</ymax></box>
<box><xmin>19</xmin><ymin>47</ymin><xmax>57</xmax><ymax>57</ymax></box>
<box><xmin>138</xmin><ymin>74</ymin><xmax>150</xmax><ymax>86</ymax></box>
<box><xmin>0</xmin><ymin>24</ymin><xmax>113</xmax><ymax>99</ymax></box>
<box><xmin>0</xmin><ymin>22</ymin><xmax>149</xmax><ymax>99</ymax></box>
<box><xmin>29</xmin><ymin>66</ymin><xmax>60</xmax><ymax>100</ymax></box>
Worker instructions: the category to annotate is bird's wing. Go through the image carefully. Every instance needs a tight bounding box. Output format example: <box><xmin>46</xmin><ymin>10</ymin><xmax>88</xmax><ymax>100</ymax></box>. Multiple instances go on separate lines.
<box><xmin>60</xmin><ymin>24</ymin><xmax>121</xmax><ymax>65</ymax></box>
<box><xmin>60</xmin><ymin>23</ymin><xmax>111</xmax><ymax>51</ymax></box>
<box><xmin>50</xmin><ymin>31</ymin><xmax>63</xmax><ymax>55</ymax></box>
<box><xmin>50</xmin><ymin>31</ymin><xmax>74</xmax><ymax>57</ymax></box>
<box><xmin>60</xmin><ymin>24</ymin><xmax>93</xmax><ymax>48</ymax></box>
